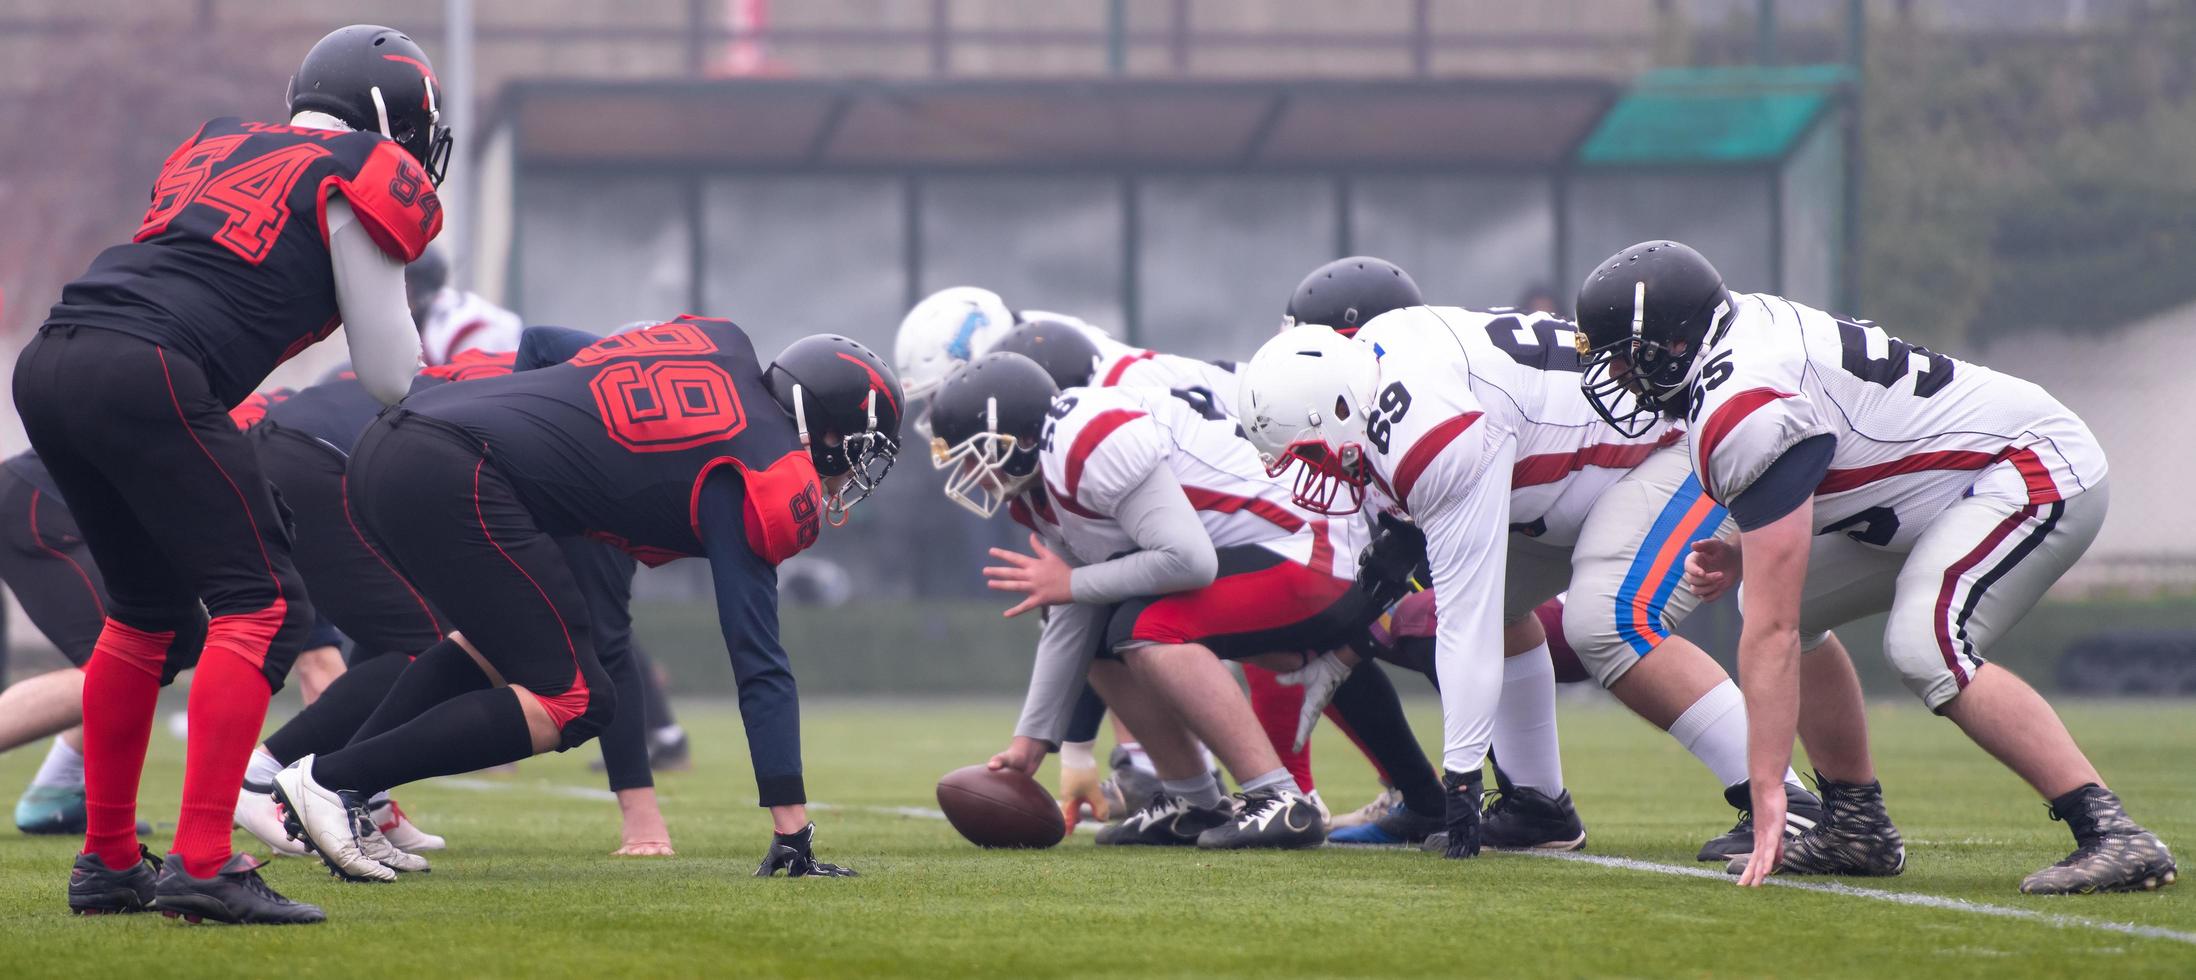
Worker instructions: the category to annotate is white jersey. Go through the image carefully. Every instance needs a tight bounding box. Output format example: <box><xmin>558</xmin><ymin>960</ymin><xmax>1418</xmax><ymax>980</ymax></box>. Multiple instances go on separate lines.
<box><xmin>1353</xmin><ymin>306</ymin><xmax>1679</xmax><ymax>546</ymax></box>
<box><xmin>416</xmin><ymin>288</ymin><xmax>523</xmax><ymax>366</ymax></box>
<box><xmin>1686</xmin><ymin>293</ymin><xmax>2106</xmax><ymax>549</ymax></box>
<box><xmin>1350</xmin><ymin>305</ymin><xmax>1675</xmax><ymax>774</ymax></box>
<box><xmin>1027</xmin><ymin>386</ymin><xmax>1360</xmax><ymax>579</ymax></box>
<box><xmin>1085</xmin><ymin>330</ymin><xmax>1242</xmax><ymax>418</ymax></box>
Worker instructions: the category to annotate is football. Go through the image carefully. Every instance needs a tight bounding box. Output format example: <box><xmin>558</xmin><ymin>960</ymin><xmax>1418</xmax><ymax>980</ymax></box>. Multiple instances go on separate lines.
<box><xmin>935</xmin><ymin>764</ymin><xmax>1066</xmax><ymax>849</ymax></box>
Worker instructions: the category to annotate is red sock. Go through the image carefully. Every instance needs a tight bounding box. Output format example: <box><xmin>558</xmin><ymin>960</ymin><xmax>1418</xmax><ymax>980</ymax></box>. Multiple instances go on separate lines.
<box><xmin>79</xmin><ymin>620</ymin><xmax>171</xmax><ymax>869</ymax></box>
<box><xmin>174</xmin><ymin>645</ymin><xmax>274</xmax><ymax>877</ymax></box>
<box><xmin>1326</xmin><ymin>705</ymin><xmax>1392</xmax><ymax>783</ymax></box>
<box><xmin>1243</xmin><ymin>664</ymin><xmax>1314</xmax><ymax>793</ymax></box>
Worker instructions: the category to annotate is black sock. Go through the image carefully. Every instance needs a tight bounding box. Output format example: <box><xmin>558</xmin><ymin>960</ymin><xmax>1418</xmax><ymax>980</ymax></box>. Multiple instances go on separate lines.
<box><xmin>1330</xmin><ymin>659</ymin><xmax>1444</xmax><ymax>816</ymax></box>
<box><xmin>635</xmin><ymin>647</ymin><xmax>677</xmax><ymax>730</ymax></box>
<box><xmin>263</xmin><ymin>653</ymin><xmax>414</xmax><ymax>765</ymax></box>
<box><xmin>346</xmin><ymin>638</ymin><xmax>492</xmax><ymax>747</ymax></box>
<box><xmin>312</xmin><ymin>687</ymin><xmax>533</xmax><ymax>797</ymax></box>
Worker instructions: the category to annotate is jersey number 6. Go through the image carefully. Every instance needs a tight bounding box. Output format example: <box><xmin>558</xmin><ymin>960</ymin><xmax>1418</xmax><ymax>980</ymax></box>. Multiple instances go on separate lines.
<box><xmin>588</xmin><ymin>360</ymin><xmax>748</xmax><ymax>453</ymax></box>
<box><xmin>1365</xmin><ymin>382</ymin><xmax>1413</xmax><ymax>455</ymax></box>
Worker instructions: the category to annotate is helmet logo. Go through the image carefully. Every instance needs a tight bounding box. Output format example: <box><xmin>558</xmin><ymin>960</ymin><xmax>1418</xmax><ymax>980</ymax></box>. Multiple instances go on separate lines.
<box><xmin>381</xmin><ymin>54</ymin><xmax>440</xmax><ymax>111</ymax></box>
<box><xmin>946</xmin><ymin>308</ymin><xmax>989</xmax><ymax>361</ymax></box>
<box><xmin>835</xmin><ymin>352</ymin><xmax>898</xmax><ymax>415</ymax></box>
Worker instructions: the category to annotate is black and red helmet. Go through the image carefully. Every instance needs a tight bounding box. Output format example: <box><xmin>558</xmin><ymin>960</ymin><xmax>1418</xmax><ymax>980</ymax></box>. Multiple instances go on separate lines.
<box><xmin>288</xmin><ymin>25</ymin><xmax>454</xmax><ymax>185</ymax></box>
<box><xmin>765</xmin><ymin>335</ymin><xmax>904</xmax><ymax>524</ymax></box>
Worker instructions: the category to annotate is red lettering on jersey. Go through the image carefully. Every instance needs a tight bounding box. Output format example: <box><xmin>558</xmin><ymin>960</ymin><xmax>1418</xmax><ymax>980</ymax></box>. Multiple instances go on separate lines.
<box><xmin>239</xmin><ymin>121</ymin><xmax>345</xmax><ymax>140</ymax></box>
<box><xmin>336</xmin><ymin>141</ymin><xmax>442</xmax><ymax>261</ymax></box>
<box><xmin>571</xmin><ymin>321</ymin><xmax>719</xmax><ymax>367</ymax></box>
<box><xmin>1392</xmin><ymin>412</ymin><xmax>1482</xmax><ymax>506</ymax></box>
<box><xmin>1061</xmin><ymin>409</ymin><xmax>1147</xmax><ymax>503</ymax></box>
<box><xmin>228</xmin><ymin>387</ymin><xmax>294</xmax><ymax>430</ymax></box>
<box><xmin>1695</xmin><ymin>388</ymin><xmax>1796</xmax><ymax>501</ymax></box>
<box><xmin>199</xmin><ymin>143</ymin><xmax>332</xmax><ymax>263</ymax></box>
<box><xmin>695</xmin><ymin>453</ymin><xmax>823</xmax><ymax>565</ymax></box>
<box><xmin>135</xmin><ymin>133</ymin><xmax>248</xmax><ymax>244</ymax></box>
<box><xmin>276</xmin><ymin>316</ymin><xmax>342</xmax><ymax>366</ymax></box>
<box><xmin>589</xmin><ymin>359</ymin><xmax>747</xmax><ymax>453</ymax></box>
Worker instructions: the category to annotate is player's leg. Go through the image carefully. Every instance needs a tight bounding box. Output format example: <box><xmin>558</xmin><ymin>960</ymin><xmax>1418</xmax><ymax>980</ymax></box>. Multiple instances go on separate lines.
<box><xmin>278</xmin><ymin>420</ymin><xmax>611</xmax><ymax>880</ymax></box>
<box><xmin>1887</xmin><ymin>480</ymin><xmax>2171</xmax><ymax>893</ymax></box>
<box><xmin>1241</xmin><ymin>663</ymin><xmax>1314</xmax><ymax>793</ymax></box>
<box><xmin>290</xmin><ymin>616</ymin><xmax>349</xmax><ymax>703</ymax></box>
<box><xmin>1085</xmin><ymin>658</ymin><xmax>1237</xmax><ymax>846</ymax></box>
<box><xmin>632</xmin><ymin>647</ymin><xmax>690</xmax><ymax>769</ymax></box>
<box><xmin>1321</xmin><ymin>658</ymin><xmax>1447</xmax><ymax>845</ymax></box>
<box><xmin>1733</xmin><ymin>534</ymin><xmax>1906</xmax><ymax>878</ymax></box>
<box><xmin>1562</xmin><ymin>449</ymin><xmax>1817</xmax><ymax>858</ymax></box>
<box><xmin>0</xmin><ymin>469</ymin><xmax>113</xmax><ymax>832</ymax></box>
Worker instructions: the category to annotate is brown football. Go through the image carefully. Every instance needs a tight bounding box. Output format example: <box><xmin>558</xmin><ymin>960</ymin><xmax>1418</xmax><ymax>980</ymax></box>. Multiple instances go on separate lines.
<box><xmin>935</xmin><ymin>764</ymin><xmax>1066</xmax><ymax>849</ymax></box>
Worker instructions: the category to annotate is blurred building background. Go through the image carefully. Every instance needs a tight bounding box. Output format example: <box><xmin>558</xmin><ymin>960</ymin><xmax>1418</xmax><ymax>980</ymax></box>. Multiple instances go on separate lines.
<box><xmin>1</xmin><ymin>0</ymin><xmax>2191</xmax><ymax>696</ymax></box>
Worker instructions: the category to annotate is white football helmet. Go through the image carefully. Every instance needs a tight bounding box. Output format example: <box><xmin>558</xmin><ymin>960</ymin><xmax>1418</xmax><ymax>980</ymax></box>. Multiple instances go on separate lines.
<box><xmin>893</xmin><ymin>286</ymin><xmax>1015</xmax><ymax>432</ymax></box>
<box><xmin>1238</xmin><ymin>325</ymin><xmax>1382</xmax><ymax>515</ymax></box>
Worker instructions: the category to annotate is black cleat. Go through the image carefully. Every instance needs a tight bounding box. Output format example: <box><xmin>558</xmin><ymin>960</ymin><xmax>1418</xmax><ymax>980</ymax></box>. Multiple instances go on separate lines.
<box><xmin>2020</xmin><ymin>784</ymin><xmax>2177</xmax><ymax>895</ymax></box>
<box><xmin>1480</xmin><ymin>766</ymin><xmax>1587</xmax><ymax>851</ymax></box>
<box><xmin>1095</xmin><ymin>793</ymin><xmax>1230</xmax><ymax>847</ymax></box>
<box><xmin>1727</xmin><ymin>771</ymin><xmax>1904</xmax><ymax>878</ymax></box>
<box><xmin>1422</xmin><ymin>769</ymin><xmax>1486</xmax><ymax>859</ymax></box>
<box><xmin>1699</xmin><ymin>780</ymin><xmax>1825</xmax><ymax>861</ymax></box>
<box><xmin>152</xmin><ymin>852</ymin><xmax>325</xmax><ymax>925</ymax></box>
<box><xmin>68</xmin><ymin>845</ymin><xmax>161</xmax><ymax>915</ymax></box>
<box><xmin>1196</xmin><ymin>787</ymin><xmax>1325</xmax><ymax>850</ymax></box>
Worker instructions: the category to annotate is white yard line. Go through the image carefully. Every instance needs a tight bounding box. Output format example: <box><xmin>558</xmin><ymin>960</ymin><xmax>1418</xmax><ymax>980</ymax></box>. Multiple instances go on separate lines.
<box><xmin>429</xmin><ymin>777</ymin><xmax>2190</xmax><ymax>945</ymax></box>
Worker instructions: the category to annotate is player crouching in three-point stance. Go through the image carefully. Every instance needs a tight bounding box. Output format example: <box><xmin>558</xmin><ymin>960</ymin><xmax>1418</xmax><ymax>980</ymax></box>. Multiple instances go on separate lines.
<box><xmin>1575</xmin><ymin>240</ymin><xmax>2174</xmax><ymax>894</ymax></box>
<box><xmin>937</xmin><ymin>353</ymin><xmax>1373</xmax><ymax>848</ymax></box>
<box><xmin>16</xmin><ymin>24</ymin><xmax>447</xmax><ymax>924</ymax></box>
<box><xmin>274</xmin><ymin>317</ymin><xmax>900</xmax><ymax>881</ymax></box>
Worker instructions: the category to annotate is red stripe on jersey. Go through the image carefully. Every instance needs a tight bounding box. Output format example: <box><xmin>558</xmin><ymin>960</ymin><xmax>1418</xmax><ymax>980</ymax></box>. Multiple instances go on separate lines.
<box><xmin>1180</xmin><ymin>487</ymin><xmax>1307</xmax><ymax>533</ymax></box>
<box><xmin>1696</xmin><ymin>388</ymin><xmax>1796</xmax><ymax>500</ymax></box>
<box><xmin>1062</xmin><ymin>409</ymin><xmax>1148</xmax><ymax>504</ymax></box>
<box><xmin>1101</xmin><ymin>350</ymin><xmax>1158</xmax><ymax>387</ymax></box>
<box><xmin>1815</xmin><ymin>450</ymin><xmax>1998</xmax><ymax>496</ymax></box>
<box><xmin>1512</xmin><ymin>429</ymin><xmax>1681</xmax><ymax>489</ymax></box>
<box><xmin>1392</xmin><ymin>412</ymin><xmax>1482</xmax><ymax>507</ymax></box>
<box><xmin>1045</xmin><ymin>479</ymin><xmax>1106</xmax><ymax>520</ymax></box>
<box><xmin>2007</xmin><ymin>448</ymin><xmax>2062</xmax><ymax>502</ymax></box>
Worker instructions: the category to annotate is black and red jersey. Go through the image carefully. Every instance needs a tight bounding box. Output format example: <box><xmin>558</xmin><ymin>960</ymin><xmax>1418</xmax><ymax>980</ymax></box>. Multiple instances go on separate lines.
<box><xmin>398</xmin><ymin>317</ymin><xmax>823</xmax><ymax>566</ymax></box>
<box><xmin>264</xmin><ymin>350</ymin><xmax>517</xmax><ymax>453</ymax></box>
<box><xmin>45</xmin><ymin>117</ymin><xmax>442</xmax><ymax>407</ymax></box>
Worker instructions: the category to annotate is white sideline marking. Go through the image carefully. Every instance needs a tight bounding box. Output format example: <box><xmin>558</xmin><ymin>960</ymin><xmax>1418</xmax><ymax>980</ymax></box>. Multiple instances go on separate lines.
<box><xmin>1513</xmin><ymin>850</ymin><xmax>2196</xmax><ymax>948</ymax></box>
<box><xmin>428</xmin><ymin>778</ymin><xmax>2190</xmax><ymax>945</ymax></box>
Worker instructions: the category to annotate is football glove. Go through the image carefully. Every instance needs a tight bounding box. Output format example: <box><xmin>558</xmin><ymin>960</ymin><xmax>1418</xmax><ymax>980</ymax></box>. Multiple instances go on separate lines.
<box><xmin>754</xmin><ymin>823</ymin><xmax>858</xmax><ymax>878</ymax></box>
<box><xmin>1441</xmin><ymin>769</ymin><xmax>1485</xmax><ymax>859</ymax></box>
<box><xmin>1357</xmin><ymin>513</ymin><xmax>1427</xmax><ymax>608</ymax></box>
<box><xmin>1277</xmin><ymin>652</ymin><xmax>1356</xmax><ymax>752</ymax></box>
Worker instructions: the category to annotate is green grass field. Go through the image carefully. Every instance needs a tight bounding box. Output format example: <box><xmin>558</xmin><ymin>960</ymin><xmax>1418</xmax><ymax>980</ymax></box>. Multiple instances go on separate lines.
<box><xmin>1</xmin><ymin>697</ymin><xmax>2191</xmax><ymax>977</ymax></box>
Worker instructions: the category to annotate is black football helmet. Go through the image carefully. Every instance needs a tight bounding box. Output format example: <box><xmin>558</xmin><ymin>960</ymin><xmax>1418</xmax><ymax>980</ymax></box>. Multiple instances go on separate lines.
<box><xmin>764</xmin><ymin>335</ymin><xmax>904</xmax><ymax>526</ymax></box>
<box><xmin>288</xmin><ymin>25</ymin><xmax>453</xmax><ymax>185</ymax></box>
<box><xmin>1284</xmin><ymin>256</ymin><xmax>1424</xmax><ymax>337</ymax></box>
<box><xmin>927</xmin><ymin>353</ymin><xmax>1060</xmax><ymax>518</ymax></box>
<box><xmin>988</xmin><ymin>319</ymin><xmax>1101</xmax><ymax>391</ymax></box>
<box><xmin>1574</xmin><ymin>240</ymin><xmax>1733</xmax><ymax>437</ymax></box>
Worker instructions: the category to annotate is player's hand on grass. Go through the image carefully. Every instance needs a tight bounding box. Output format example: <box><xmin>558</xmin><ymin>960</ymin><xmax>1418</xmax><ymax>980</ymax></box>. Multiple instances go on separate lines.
<box><xmin>987</xmin><ymin>735</ymin><xmax>1047</xmax><ymax>776</ymax></box>
<box><xmin>1736</xmin><ymin>783</ymin><xmax>1786</xmax><ymax>887</ymax></box>
<box><xmin>1057</xmin><ymin>759</ymin><xmax>1109</xmax><ymax>830</ymax></box>
<box><xmin>614</xmin><ymin>840</ymin><xmax>675</xmax><ymax>857</ymax></box>
<box><xmin>986</xmin><ymin>533</ymin><xmax>1073</xmax><ymax>617</ymax></box>
<box><xmin>1684</xmin><ymin>538</ymin><xmax>1741</xmax><ymax>602</ymax></box>
<box><xmin>1277</xmin><ymin>651</ymin><xmax>1356</xmax><ymax>752</ymax></box>
<box><xmin>755</xmin><ymin>823</ymin><xmax>858</xmax><ymax>878</ymax></box>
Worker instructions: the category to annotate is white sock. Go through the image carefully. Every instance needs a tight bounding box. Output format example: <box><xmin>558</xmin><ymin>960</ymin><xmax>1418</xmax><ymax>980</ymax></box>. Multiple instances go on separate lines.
<box><xmin>651</xmin><ymin>724</ymin><xmax>685</xmax><ymax>746</ymax></box>
<box><xmin>1491</xmin><ymin>646</ymin><xmax>1565</xmax><ymax>793</ymax></box>
<box><xmin>30</xmin><ymin>736</ymin><xmax>84</xmax><ymax>789</ymax></box>
<box><xmin>1119</xmin><ymin>741</ymin><xmax>1157</xmax><ymax>775</ymax></box>
<box><xmin>1668</xmin><ymin>680</ymin><xmax>1801</xmax><ymax>790</ymax></box>
<box><xmin>244</xmin><ymin>745</ymin><xmax>282</xmax><ymax>788</ymax></box>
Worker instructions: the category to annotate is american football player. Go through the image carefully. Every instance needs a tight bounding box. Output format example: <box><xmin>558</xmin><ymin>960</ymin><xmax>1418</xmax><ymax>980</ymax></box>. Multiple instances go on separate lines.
<box><xmin>1240</xmin><ymin>299</ymin><xmax>1832</xmax><ymax>858</ymax></box>
<box><xmin>405</xmin><ymin>243</ymin><xmax>523</xmax><ymax>365</ymax></box>
<box><xmin>1577</xmin><ymin>240</ymin><xmax>2174</xmax><ymax>894</ymax></box>
<box><xmin>15</xmin><ymin>24</ymin><xmax>448</xmax><ymax>923</ymax></box>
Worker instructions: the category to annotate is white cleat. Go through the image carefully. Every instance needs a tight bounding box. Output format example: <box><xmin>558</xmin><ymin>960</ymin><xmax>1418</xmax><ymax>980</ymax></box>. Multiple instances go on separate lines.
<box><xmin>234</xmin><ymin>784</ymin><xmax>308</xmax><ymax>857</ymax></box>
<box><xmin>270</xmin><ymin>754</ymin><xmax>397</xmax><ymax>884</ymax></box>
<box><xmin>358</xmin><ymin>822</ymin><xmax>431</xmax><ymax>874</ymax></box>
<box><xmin>371</xmin><ymin>796</ymin><xmax>447</xmax><ymax>852</ymax></box>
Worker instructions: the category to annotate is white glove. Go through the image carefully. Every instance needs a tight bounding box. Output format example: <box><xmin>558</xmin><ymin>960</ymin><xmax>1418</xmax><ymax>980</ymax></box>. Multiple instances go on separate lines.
<box><xmin>1277</xmin><ymin>652</ymin><xmax>1356</xmax><ymax>752</ymax></box>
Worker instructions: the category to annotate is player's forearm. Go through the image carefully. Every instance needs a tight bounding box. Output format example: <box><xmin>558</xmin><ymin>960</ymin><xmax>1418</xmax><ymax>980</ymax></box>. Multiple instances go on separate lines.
<box><xmin>327</xmin><ymin>197</ymin><xmax>422</xmax><ymax>404</ymax></box>
<box><xmin>1067</xmin><ymin>468</ymin><xmax>1217</xmax><ymax>605</ymax></box>
<box><xmin>1739</xmin><ymin>623</ymin><xmax>1802</xmax><ymax>790</ymax></box>
<box><xmin>1012</xmin><ymin>604</ymin><xmax>1104</xmax><ymax>744</ymax></box>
